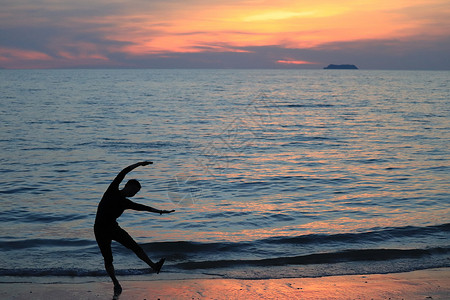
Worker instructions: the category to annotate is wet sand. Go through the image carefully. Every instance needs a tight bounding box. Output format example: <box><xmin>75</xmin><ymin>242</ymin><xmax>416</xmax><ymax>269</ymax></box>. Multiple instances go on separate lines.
<box><xmin>1</xmin><ymin>268</ymin><xmax>449</xmax><ymax>299</ymax></box>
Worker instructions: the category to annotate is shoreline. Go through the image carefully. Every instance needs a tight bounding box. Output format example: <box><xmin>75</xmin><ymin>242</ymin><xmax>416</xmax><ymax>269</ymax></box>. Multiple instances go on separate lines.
<box><xmin>1</xmin><ymin>267</ymin><xmax>449</xmax><ymax>299</ymax></box>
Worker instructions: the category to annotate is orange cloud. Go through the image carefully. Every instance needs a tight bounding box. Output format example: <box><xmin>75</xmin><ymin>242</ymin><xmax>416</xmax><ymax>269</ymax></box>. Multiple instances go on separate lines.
<box><xmin>0</xmin><ymin>47</ymin><xmax>52</xmax><ymax>61</ymax></box>
<box><xmin>103</xmin><ymin>0</ymin><xmax>450</xmax><ymax>55</ymax></box>
<box><xmin>277</xmin><ymin>59</ymin><xmax>317</xmax><ymax>65</ymax></box>
<box><xmin>0</xmin><ymin>0</ymin><xmax>449</xmax><ymax>68</ymax></box>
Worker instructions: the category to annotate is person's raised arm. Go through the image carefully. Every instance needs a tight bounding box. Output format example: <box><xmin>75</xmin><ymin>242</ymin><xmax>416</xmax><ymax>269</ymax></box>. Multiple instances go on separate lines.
<box><xmin>108</xmin><ymin>161</ymin><xmax>153</xmax><ymax>190</ymax></box>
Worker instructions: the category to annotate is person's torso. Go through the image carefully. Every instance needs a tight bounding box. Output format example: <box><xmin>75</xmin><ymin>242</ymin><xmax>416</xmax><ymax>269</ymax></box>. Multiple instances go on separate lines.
<box><xmin>95</xmin><ymin>188</ymin><xmax>128</xmax><ymax>226</ymax></box>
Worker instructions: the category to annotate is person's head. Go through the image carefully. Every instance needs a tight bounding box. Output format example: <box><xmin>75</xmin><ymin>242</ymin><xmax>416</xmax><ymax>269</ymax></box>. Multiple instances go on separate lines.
<box><xmin>122</xmin><ymin>179</ymin><xmax>141</xmax><ymax>197</ymax></box>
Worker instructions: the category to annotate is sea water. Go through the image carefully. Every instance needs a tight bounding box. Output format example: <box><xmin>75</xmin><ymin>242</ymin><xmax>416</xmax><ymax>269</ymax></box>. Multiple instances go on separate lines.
<box><xmin>0</xmin><ymin>69</ymin><xmax>449</xmax><ymax>282</ymax></box>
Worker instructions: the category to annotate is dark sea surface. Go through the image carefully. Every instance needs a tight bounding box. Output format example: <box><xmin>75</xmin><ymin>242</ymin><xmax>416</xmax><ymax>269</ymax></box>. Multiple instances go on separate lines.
<box><xmin>0</xmin><ymin>69</ymin><xmax>449</xmax><ymax>283</ymax></box>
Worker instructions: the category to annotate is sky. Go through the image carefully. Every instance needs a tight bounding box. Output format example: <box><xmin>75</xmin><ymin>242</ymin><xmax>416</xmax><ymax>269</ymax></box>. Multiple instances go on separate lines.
<box><xmin>0</xmin><ymin>0</ymin><xmax>449</xmax><ymax>69</ymax></box>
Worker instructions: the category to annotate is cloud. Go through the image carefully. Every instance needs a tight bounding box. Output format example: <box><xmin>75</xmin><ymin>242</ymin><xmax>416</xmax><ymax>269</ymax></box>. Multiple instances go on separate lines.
<box><xmin>0</xmin><ymin>0</ymin><xmax>449</xmax><ymax>69</ymax></box>
<box><xmin>0</xmin><ymin>47</ymin><xmax>52</xmax><ymax>61</ymax></box>
<box><xmin>2</xmin><ymin>35</ymin><xmax>449</xmax><ymax>69</ymax></box>
<box><xmin>308</xmin><ymin>37</ymin><xmax>450</xmax><ymax>69</ymax></box>
<box><xmin>277</xmin><ymin>59</ymin><xmax>318</xmax><ymax>65</ymax></box>
<box><xmin>243</xmin><ymin>10</ymin><xmax>315</xmax><ymax>22</ymax></box>
<box><xmin>93</xmin><ymin>37</ymin><xmax>449</xmax><ymax>70</ymax></box>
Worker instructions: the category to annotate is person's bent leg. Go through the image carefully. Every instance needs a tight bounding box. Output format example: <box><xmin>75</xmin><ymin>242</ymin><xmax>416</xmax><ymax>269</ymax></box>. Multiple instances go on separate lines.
<box><xmin>134</xmin><ymin>247</ymin><xmax>156</xmax><ymax>268</ymax></box>
<box><xmin>114</xmin><ymin>227</ymin><xmax>164</xmax><ymax>272</ymax></box>
<box><xmin>134</xmin><ymin>247</ymin><xmax>165</xmax><ymax>273</ymax></box>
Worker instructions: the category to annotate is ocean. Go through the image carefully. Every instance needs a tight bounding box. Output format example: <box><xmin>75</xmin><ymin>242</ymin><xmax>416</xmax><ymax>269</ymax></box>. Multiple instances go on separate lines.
<box><xmin>0</xmin><ymin>69</ymin><xmax>449</xmax><ymax>283</ymax></box>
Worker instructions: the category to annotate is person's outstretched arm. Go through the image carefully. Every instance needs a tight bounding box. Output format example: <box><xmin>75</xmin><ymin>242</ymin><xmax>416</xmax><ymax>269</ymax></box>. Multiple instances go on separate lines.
<box><xmin>108</xmin><ymin>161</ymin><xmax>153</xmax><ymax>190</ymax></box>
<box><xmin>127</xmin><ymin>201</ymin><xmax>175</xmax><ymax>215</ymax></box>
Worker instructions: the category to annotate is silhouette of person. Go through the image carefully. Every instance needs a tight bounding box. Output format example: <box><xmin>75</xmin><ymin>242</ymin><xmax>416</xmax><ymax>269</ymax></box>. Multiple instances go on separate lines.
<box><xmin>94</xmin><ymin>161</ymin><xmax>175</xmax><ymax>297</ymax></box>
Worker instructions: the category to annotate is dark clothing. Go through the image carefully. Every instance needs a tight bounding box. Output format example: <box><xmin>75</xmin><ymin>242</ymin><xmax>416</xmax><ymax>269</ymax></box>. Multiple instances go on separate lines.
<box><xmin>95</xmin><ymin>168</ymin><xmax>146</xmax><ymax>227</ymax></box>
<box><xmin>95</xmin><ymin>186</ymin><xmax>141</xmax><ymax>227</ymax></box>
<box><xmin>94</xmin><ymin>222</ymin><xmax>142</xmax><ymax>265</ymax></box>
<box><xmin>94</xmin><ymin>168</ymin><xmax>149</xmax><ymax>264</ymax></box>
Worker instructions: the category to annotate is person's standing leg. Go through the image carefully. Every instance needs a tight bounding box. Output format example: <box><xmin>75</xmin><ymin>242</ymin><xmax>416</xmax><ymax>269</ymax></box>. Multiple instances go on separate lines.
<box><xmin>95</xmin><ymin>227</ymin><xmax>122</xmax><ymax>296</ymax></box>
<box><xmin>105</xmin><ymin>262</ymin><xmax>122</xmax><ymax>295</ymax></box>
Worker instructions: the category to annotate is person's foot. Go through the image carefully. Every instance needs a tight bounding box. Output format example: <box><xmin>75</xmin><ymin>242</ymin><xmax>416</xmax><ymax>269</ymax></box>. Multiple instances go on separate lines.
<box><xmin>153</xmin><ymin>258</ymin><xmax>165</xmax><ymax>274</ymax></box>
<box><xmin>113</xmin><ymin>283</ymin><xmax>122</xmax><ymax>297</ymax></box>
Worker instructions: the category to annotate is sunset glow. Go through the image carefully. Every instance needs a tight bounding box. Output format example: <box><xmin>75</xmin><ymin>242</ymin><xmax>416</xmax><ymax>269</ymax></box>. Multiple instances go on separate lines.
<box><xmin>277</xmin><ymin>60</ymin><xmax>317</xmax><ymax>65</ymax></box>
<box><xmin>0</xmin><ymin>0</ymin><xmax>449</xmax><ymax>68</ymax></box>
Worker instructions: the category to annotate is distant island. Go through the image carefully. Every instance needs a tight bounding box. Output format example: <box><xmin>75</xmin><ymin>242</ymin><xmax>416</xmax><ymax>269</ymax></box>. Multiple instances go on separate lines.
<box><xmin>324</xmin><ymin>64</ymin><xmax>358</xmax><ymax>69</ymax></box>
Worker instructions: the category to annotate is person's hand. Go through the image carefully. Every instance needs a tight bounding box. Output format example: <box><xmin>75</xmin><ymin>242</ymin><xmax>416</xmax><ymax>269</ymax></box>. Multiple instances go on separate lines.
<box><xmin>159</xmin><ymin>209</ymin><xmax>175</xmax><ymax>215</ymax></box>
<box><xmin>140</xmin><ymin>161</ymin><xmax>153</xmax><ymax>166</ymax></box>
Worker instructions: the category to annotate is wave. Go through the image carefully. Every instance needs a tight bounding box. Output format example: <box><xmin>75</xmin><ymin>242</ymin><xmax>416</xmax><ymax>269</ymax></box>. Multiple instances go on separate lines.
<box><xmin>2</xmin><ymin>223</ymin><xmax>449</xmax><ymax>252</ymax></box>
<box><xmin>0</xmin><ymin>238</ymin><xmax>94</xmax><ymax>251</ymax></box>
<box><xmin>0</xmin><ymin>267</ymin><xmax>157</xmax><ymax>278</ymax></box>
<box><xmin>98</xmin><ymin>140</ymin><xmax>187</xmax><ymax>150</ymax></box>
<box><xmin>277</xmin><ymin>104</ymin><xmax>335</xmax><ymax>108</ymax></box>
<box><xmin>0</xmin><ymin>210</ymin><xmax>85</xmax><ymax>223</ymax></box>
<box><xmin>0</xmin><ymin>268</ymin><xmax>106</xmax><ymax>278</ymax></box>
<box><xmin>2</xmin><ymin>246</ymin><xmax>449</xmax><ymax>279</ymax></box>
<box><xmin>139</xmin><ymin>223</ymin><xmax>450</xmax><ymax>256</ymax></box>
<box><xmin>262</xmin><ymin>223</ymin><xmax>450</xmax><ymax>245</ymax></box>
<box><xmin>1</xmin><ymin>223</ymin><xmax>449</xmax><ymax>280</ymax></box>
<box><xmin>174</xmin><ymin>247</ymin><xmax>450</xmax><ymax>270</ymax></box>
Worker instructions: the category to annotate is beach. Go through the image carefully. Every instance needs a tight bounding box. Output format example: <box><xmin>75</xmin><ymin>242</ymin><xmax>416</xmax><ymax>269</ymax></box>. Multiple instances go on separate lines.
<box><xmin>2</xmin><ymin>268</ymin><xmax>449</xmax><ymax>300</ymax></box>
